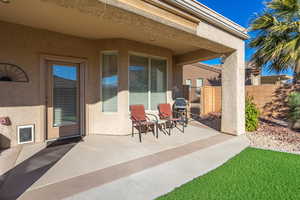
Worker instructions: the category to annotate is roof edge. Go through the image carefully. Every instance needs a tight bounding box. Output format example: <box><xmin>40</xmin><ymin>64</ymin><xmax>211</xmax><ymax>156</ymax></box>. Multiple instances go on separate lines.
<box><xmin>186</xmin><ymin>62</ymin><xmax>222</xmax><ymax>73</ymax></box>
<box><xmin>165</xmin><ymin>0</ymin><xmax>249</xmax><ymax>40</ymax></box>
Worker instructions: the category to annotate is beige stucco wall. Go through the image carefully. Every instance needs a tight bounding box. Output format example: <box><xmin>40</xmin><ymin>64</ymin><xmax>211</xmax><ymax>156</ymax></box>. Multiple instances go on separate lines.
<box><xmin>197</xmin><ymin>20</ymin><xmax>244</xmax><ymax>52</ymax></box>
<box><xmin>221</xmin><ymin>46</ymin><xmax>246</xmax><ymax>135</ymax></box>
<box><xmin>0</xmin><ymin>21</ymin><xmax>173</xmax><ymax>147</ymax></box>
<box><xmin>92</xmin><ymin>39</ymin><xmax>173</xmax><ymax>135</ymax></box>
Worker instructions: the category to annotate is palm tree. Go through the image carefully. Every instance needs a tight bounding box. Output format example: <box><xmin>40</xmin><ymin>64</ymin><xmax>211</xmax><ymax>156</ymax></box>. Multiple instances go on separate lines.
<box><xmin>249</xmin><ymin>0</ymin><xmax>300</xmax><ymax>81</ymax></box>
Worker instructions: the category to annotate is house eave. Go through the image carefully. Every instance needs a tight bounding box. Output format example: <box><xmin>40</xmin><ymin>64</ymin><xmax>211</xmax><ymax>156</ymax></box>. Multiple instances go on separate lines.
<box><xmin>97</xmin><ymin>0</ymin><xmax>249</xmax><ymax>40</ymax></box>
<box><xmin>165</xmin><ymin>0</ymin><xmax>249</xmax><ymax>40</ymax></box>
<box><xmin>96</xmin><ymin>0</ymin><xmax>197</xmax><ymax>35</ymax></box>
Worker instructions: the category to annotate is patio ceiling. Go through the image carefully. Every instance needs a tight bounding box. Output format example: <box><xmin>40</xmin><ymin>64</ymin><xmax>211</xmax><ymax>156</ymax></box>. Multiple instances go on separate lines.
<box><xmin>0</xmin><ymin>0</ymin><xmax>233</xmax><ymax>55</ymax></box>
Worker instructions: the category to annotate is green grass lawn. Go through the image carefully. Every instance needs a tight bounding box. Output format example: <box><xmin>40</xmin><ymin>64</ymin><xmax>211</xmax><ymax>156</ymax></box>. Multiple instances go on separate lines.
<box><xmin>157</xmin><ymin>148</ymin><xmax>300</xmax><ymax>200</ymax></box>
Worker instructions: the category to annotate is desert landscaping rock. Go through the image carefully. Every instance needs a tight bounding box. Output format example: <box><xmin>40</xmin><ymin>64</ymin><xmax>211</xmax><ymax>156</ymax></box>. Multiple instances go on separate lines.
<box><xmin>195</xmin><ymin>113</ymin><xmax>300</xmax><ymax>154</ymax></box>
<box><xmin>246</xmin><ymin>118</ymin><xmax>300</xmax><ymax>154</ymax></box>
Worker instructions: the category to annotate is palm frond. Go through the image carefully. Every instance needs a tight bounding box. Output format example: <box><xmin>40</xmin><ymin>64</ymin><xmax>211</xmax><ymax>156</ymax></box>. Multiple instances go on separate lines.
<box><xmin>250</xmin><ymin>13</ymin><xmax>277</xmax><ymax>31</ymax></box>
<box><xmin>270</xmin><ymin>21</ymin><xmax>300</xmax><ymax>34</ymax></box>
<box><xmin>267</xmin><ymin>0</ymin><xmax>300</xmax><ymax>18</ymax></box>
<box><xmin>249</xmin><ymin>0</ymin><xmax>300</xmax><ymax>77</ymax></box>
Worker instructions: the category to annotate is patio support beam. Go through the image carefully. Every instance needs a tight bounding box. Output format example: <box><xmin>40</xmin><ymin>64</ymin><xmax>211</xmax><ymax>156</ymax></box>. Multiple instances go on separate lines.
<box><xmin>221</xmin><ymin>46</ymin><xmax>245</xmax><ymax>135</ymax></box>
<box><xmin>174</xmin><ymin>49</ymin><xmax>221</xmax><ymax>66</ymax></box>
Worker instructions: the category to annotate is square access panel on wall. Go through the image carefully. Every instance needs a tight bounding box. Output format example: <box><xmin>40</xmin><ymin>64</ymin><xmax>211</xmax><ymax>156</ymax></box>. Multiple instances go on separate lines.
<box><xmin>17</xmin><ymin>125</ymin><xmax>34</xmax><ymax>144</ymax></box>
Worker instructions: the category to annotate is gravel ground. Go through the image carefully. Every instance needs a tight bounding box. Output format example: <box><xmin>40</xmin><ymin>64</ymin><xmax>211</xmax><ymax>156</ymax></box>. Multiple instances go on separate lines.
<box><xmin>193</xmin><ymin>112</ymin><xmax>300</xmax><ymax>154</ymax></box>
<box><xmin>246</xmin><ymin>118</ymin><xmax>300</xmax><ymax>154</ymax></box>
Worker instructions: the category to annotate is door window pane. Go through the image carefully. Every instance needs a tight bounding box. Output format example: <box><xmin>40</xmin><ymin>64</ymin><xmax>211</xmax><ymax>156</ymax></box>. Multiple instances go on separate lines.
<box><xmin>53</xmin><ymin>65</ymin><xmax>78</xmax><ymax>127</ymax></box>
<box><xmin>102</xmin><ymin>53</ymin><xmax>118</xmax><ymax>112</ymax></box>
<box><xmin>151</xmin><ymin>59</ymin><xmax>167</xmax><ymax>110</ymax></box>
<box><xmin>129</xmin><ymin>55</ymin><xmax>149</xmax><ymax>109</ymax></box>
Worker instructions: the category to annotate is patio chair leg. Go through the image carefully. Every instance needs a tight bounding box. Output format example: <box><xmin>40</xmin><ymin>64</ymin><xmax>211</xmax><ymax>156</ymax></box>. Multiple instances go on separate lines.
<box><xmin>156</xmin><ymin>124</ymin><xmax>159</xmax><ymax>139</ymax></box>
<box><xmin>152</xmin><ymin>125</ymin><xmax>155</xmax><ymax>137</ymax></box>
<box><xmin>132</xmin><ymin>125</ymin><xmax>134</xmax><ymax>137</ymax></box>
<box><xmin>138</xmin><ymin>125</ymin><xmax>142</xmax><ymax>143</ymax></box>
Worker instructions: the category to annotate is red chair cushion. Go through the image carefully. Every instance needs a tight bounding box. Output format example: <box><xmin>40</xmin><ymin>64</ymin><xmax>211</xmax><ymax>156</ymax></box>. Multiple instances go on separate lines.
<box><xmin>130</xmin><ymin>105</ymin><xmax>147</xmax><ymax>122</ymax></box>
<box><xmin>158</xmin><ymin>104</ymin><xmax>172</xmax><ymax>119</ymax></box>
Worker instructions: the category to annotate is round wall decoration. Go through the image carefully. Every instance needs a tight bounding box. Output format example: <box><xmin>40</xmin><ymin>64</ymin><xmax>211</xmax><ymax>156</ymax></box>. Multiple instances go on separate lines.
<box><xmin>0</xmin><ymin>63</ymin><xmax>29</xmax><ymax>82</ymax></box>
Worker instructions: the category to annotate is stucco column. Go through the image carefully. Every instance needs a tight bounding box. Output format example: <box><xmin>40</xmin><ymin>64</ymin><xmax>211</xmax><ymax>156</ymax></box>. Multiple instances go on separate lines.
<box><xmin>221</xmin><ymin>46</ymin><xmax>245</xmax><ymax>135</ymax></box>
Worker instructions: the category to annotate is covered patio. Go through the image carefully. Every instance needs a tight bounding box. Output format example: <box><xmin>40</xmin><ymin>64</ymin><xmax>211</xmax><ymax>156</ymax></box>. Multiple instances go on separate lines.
<box><xmin>0</xmin><ymin>123</ymin><xmax>249</xmax><ymax>200</ymax></box>
<box><xmin>0</xmin><ymin>0</ymin><xmax>247</xmax><ymax>149</ymax></box>
<box><xmin>0</xmin><ymin>1</ymin><xmax>249</xmax><ymax>199</ymax></box>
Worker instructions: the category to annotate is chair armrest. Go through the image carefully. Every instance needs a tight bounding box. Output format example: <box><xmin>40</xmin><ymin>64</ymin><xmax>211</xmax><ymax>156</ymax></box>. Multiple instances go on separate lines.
<box><xmin>159</xmin><ymin>112</ymin><xmax>170</xmax><ymax>118</ymax></box>
<box><xmin>131</xmin><ymin>116</ymin><xmax>143</xmax><ymax>126</ymax></box>
<box><xmin>145</xmin><ymin>113</ymin><xmax>158</xmax><ymax>122</ymax></box>
<box><xmin>160</xmin><ymin>113</ymin><xmax>172</xmax><ymax>121</ymax></box>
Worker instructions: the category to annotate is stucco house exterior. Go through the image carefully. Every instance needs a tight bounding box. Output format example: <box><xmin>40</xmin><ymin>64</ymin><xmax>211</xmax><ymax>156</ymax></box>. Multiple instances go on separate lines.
<box><xmin>183</xmin><ymin>62</ymin><xmax>263</xmax><ymax>89</ymax></box>
<box><xmin>183</xmin><ymin>63</ymin><xmax>222</xmax><ymax>88</ymax></box>
<box><xmin>245</xmin><ymin>62</ymin><xmax>293</xmax><ymax>85</ymax></box>
<box><xmin>260</xmin><ymin>75</ymin><xmax>293</xmax><ymax>85</ymax></box>
<box><xmin>0</xmin><ymin>0</ymin><xmax>248</xmax><ymax>149</ymax></box>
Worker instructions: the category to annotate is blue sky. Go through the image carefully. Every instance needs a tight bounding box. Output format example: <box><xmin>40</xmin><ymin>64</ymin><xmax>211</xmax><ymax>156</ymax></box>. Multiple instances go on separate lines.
<box><xmin>53</xmin><ymin>65</ymin><xmax>77</xmax><ymax>80</ymax></box>
<box><xmin>199</xmin><ymin>0</ymin><xmax>294</xmax><ymax>76</ymax></box>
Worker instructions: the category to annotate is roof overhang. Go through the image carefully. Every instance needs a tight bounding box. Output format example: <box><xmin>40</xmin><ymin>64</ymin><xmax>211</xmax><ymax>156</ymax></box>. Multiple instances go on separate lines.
<box><xmin>166</xmin><ymin>0</ymin><xmax>249</xmax><ymax>40</ymax></box>
<box><xmin>0</xmin><ymin>0</ymin><xmax>247</xmax><ymax>59</ymax></box>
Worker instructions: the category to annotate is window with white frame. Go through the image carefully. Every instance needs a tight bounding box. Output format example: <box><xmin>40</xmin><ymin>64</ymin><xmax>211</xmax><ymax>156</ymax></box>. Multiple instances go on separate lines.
<box><xmin>102</xmin><ymin>52</ymin><xmax>118</xmax><ymax>112</ymax></box>
<box><xmin>195</xmin><ymin>78</ymin><xmax>203</xmax><ymax>97</ymax></box>
<box><xmin>196</xmin><ymin>78</ymin><xmax>204</xmax><ymax>87</ymax></box>
<box><xmin>185</xmin><ymin>79</ymin><xmax>192</xmax><ymax>86</ymax></box>
<box><xmin>129</xmin><ymin>55</ymin><xmax>167</xmax><ymax>110</ymax></box>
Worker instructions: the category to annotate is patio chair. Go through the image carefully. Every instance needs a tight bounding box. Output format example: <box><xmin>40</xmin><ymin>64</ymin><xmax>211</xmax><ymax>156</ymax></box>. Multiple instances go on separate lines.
<box><xmin>130</xmin><ymin>105</ymin><xmax>156</xmax><ymax>142</ymax></box>
<box><xmin>158</xmin><ymin>103</ymin><xmax>185</xmax><ymax>134</ymax></box>
<box><xmin>146</xmin><ymin>113</ymin><xmax>168</xmax><ymax>138</ymax></box>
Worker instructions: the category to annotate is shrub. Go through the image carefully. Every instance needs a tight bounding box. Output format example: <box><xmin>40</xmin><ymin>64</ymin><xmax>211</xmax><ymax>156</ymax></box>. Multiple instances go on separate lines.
<box><xmin>287</xmin><ymin>92</ymin><xmax>300</xmax><ymax>123</ymax></box>
<box><xmin>245</xmin><ymin>96</ymin><xmax>260</xmax><ymax>132</ymax></box>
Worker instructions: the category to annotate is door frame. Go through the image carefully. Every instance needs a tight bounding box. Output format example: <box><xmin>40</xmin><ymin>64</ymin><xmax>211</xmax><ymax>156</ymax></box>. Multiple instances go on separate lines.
<box><xmin>40</xmin><ymin>55</ymin><xmax>87</xmax><ymax>142</ymax></box>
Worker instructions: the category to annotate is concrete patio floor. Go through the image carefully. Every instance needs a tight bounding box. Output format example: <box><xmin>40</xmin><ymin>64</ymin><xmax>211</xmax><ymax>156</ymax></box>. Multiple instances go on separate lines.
<box><xmin>0</xmin><ymin>123</ymin><xmax>249</xmax><ymax>200</ymax></box>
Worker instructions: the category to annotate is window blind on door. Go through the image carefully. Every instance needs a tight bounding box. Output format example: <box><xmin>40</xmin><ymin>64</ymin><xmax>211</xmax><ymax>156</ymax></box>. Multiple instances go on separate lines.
<box><xmin>53</xmin><ymin>65</ymin><xmax>78</xmax><ymax>127</ymax></box>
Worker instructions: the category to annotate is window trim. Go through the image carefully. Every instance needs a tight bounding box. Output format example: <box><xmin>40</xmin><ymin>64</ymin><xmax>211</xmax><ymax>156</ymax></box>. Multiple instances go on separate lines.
<box><xmin>196</xmin><ymin>78</ymin><xmax>204</xmax><ymax>87</ymax></box>
<box><xmin>100</xmin><ymin>51</ymin><xmax>119</xmax><ymax>113</ymax></box>
<box><xmin>185</xmin><ymin>79</ymin><xmax>192</xmax><ymax>86</ymax></box>
<box><xmin>128</xmin><ymin>52</ymin><xmax>168</xmax><ymax>111</ymax></box>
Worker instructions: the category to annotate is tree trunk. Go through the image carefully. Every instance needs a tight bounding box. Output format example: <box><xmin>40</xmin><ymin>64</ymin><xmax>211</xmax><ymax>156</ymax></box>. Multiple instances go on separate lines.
<box><xmin>293</xmin><ymin>61</ymin><xmax>300</xmax><ymax>84</ymax></box>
